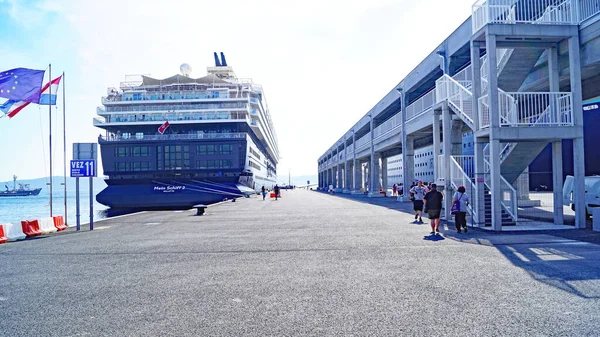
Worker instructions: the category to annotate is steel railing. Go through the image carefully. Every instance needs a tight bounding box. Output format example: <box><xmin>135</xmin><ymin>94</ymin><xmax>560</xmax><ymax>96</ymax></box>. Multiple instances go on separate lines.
<box><xmin>480</xmin><ymin>92</ymin><xmax>573</xmax><ymax>127</ymax></box>
<box><xmin>99</xmin><ymin>132</ymin><xmax>246</xmax><ymax>142</ymax></box>
<box><xmin>473</xmin><ymin>0</ymin><xmax>577</xmax><ymax>33</ymax></box>
<box><xmin>449</xmin><ymin>156</ymin><xmax>477</xmax><ymax>218</ymax></box>
<box><xmin>483</xmin><ymin>156</ymin><xmax>518</xmax><ymax>221</ymax></box>
<box><xmin>373</xmin><ymin>113</ymin><xmax>402</xmax><ymax>139</ymax></box>
<box><xmin>436</xmin><ymin>75</ymin><xmax>475</xmax><ymax>126</ymax></box>
<box><xmin>405</xmin><ymin>89</ymin><xmax>436</xmax><ymax>121</ymax></box>
<box><xmin>580</xmin><ymin>0</ymin><xmax>600</xmax><ymax>21</ymax></box>
<box><xmin>355</xmin><ymin>133</ymin><xmax>371</xmax><ymax>150</ymax></box>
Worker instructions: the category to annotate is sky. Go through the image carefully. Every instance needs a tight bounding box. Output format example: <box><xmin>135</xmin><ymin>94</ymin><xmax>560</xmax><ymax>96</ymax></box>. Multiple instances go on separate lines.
<box><xmin>0</xmin><ymin>0</ymin><xmax>477</xmax><ymax>182</ymax></box>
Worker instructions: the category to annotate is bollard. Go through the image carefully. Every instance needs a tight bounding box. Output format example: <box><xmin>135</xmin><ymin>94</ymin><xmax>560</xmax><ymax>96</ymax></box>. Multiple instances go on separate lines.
<box><xmin>194</xmin><ymin>204</ymin><xmax>207</xmax><ymax>216</ymax></box>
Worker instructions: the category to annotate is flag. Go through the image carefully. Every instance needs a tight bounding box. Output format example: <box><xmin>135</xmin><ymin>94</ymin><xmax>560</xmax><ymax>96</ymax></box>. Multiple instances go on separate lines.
<box><xmin>0</xmin><ymin>68</ymin><xmax>45</xmax><ymax>103</ymax></box>
<box><xmin>0</xmin><ymin>99</ymin><xmax>31</xmax><ymax>118</ymax></box>
<box><xmin>38</xmin><ymin>76</ymin><xmax>62</xmax><ymax>105</ymax></box>
<box><xmin>158</xmin><ymin>121</ymin><xmax>170</xmax><ymax>134</ymax></box>
<box><xmin>0</xmin><ymin>75</ymin><xmax>63</xmax><ymax>118</ymax></box>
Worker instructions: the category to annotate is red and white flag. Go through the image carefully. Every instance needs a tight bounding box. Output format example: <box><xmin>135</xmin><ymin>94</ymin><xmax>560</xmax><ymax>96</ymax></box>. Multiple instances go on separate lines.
<box><xmin>158</xmin><ymin>120</ymin><xmax>170</xmax><ymax>134</ymax></box>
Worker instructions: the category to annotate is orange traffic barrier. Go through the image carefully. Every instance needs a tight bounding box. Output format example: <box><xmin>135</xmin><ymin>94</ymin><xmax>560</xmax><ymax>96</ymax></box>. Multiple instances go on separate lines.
<box><xmin>53</xmin><ymin>216</ymin><xmax>67</xmax><ymax>231</ymax></box>
<box><xmin>21</xmin><ymin>220</ymin><xmax>42</xmax><ymax>237</ymax></box>
<box><xmin>0</xmin><ymin>225</ymin><xmax>7</xmax><ymax>244</ymax></box>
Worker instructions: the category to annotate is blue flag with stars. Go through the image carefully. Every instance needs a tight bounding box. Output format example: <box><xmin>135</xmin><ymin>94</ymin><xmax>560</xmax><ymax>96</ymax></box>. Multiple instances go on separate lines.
<box><xmin>0</xmin><ymin>68</ymin><xmax>46</xmax><ymax>103</ymax></box>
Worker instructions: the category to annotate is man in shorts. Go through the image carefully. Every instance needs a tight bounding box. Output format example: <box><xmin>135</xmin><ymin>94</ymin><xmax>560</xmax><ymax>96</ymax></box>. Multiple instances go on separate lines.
<box><xmin>423</xmin><ymin>183</ymin><xmax>444</xmax><ymax>234</ymax></box>
<box><xmin>410</xmin><ymin>180</ymin><xmax>426</xmax><ymax>223</ymax></box>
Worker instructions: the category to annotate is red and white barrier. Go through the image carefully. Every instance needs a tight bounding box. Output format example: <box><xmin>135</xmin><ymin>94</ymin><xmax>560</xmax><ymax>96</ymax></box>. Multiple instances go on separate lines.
<box><xmin>0</xmin><ymin>225</ymin><xmax>7</xmax><ymax>244</ymax></box>
<box><xmin>21</xmin><ymin>220</ymin><xmax>43</xmax><ymax>237</ymax></box>
<box><xmin>53</xmin><ymin>216</ymin><xmax>67</xmax><ymax>231</ymax></box>
<box><xmin>2</xmin><ymin>223</ymin><xmax>26</xmax><ymax>241</ymax></box>
<box><xmin>39</xmin><ymin>217</ymin><xmax>58</xmax><ymax>234</ymax></box>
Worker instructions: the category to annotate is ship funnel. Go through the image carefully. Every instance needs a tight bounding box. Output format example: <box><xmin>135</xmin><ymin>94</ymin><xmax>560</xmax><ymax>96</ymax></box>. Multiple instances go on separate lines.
<box><xmin>214</xmin><ymin>52</ymin><xmax>222</xmax><ymax>67</ymax></box>
<box><xmin>220</xmin><ymin>52</ymin><xmax>228</xmax><ymax>66</ymax></box>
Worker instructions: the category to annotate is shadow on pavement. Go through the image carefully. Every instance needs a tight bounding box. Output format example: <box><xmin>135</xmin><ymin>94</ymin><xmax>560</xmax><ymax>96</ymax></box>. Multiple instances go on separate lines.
<box><xmin>423</xmin><ymin>234</ymin><xmax>445</xmax><ymax>242</ymax></box>
<box><xmin>445</xmin><ymin>227</ymin><xmax>600</xmax><ymax>299</ymax></box>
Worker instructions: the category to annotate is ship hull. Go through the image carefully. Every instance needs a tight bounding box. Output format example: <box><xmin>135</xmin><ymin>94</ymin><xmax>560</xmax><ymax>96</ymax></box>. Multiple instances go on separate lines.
<box><xmin>96</xmin><ymin>177</ymin><xmax>261</xmax><ymax>213</ymax></box>
<box><xmin>0</xmin><ymin>188</ymin><xmax>42</xmax><ymax>197</ymax></box>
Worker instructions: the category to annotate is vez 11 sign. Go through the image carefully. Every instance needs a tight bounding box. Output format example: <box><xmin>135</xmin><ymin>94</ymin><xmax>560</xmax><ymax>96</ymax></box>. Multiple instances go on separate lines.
<box><xmin>70</xmin><ymin>160</ymin><xmax>97</xmax><ymax>177</ymax></box>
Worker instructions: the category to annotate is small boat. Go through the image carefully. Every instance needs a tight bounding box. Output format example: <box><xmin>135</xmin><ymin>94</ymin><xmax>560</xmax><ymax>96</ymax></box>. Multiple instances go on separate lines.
<box><xmin>0</xmin><ymin>175</ymin><xmax>42</xmax><ymax>197</ymax></box>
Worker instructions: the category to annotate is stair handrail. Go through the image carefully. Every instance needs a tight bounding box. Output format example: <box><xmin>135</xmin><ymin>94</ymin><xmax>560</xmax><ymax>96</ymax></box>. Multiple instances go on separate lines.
<box><xmin>435</xmin><ymin>74</ymin><xmax>474</xmax><ymax>126</ymax></box>
<box><xmin>483</xmin><ymin>156</ymin><xmax>518</xmax><ymax>222</ymax></box>
<box><xmin>450</xmin><ymin>156</ymin><xmax>477</xmax><ymax>218</ymax></box>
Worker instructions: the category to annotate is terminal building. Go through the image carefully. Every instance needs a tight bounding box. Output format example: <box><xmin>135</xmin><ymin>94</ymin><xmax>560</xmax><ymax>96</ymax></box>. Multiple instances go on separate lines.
<box><xmin>317</xmin><ymin>0</ymin><xmax>600</xmax><ymax>230</ymax></box>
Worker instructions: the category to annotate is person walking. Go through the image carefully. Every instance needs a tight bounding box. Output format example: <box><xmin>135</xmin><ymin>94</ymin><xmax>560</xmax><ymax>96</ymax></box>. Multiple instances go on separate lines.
<box><xmin>423</xmin><ymin>183</ymin><xmax>444</xmax><ymax>234</ymax></box>
<box><xmin>261</xmin><ymin>186</ymin><xmax>267</xmax><ymax>200</ymax></box>
<box><xmin>410</xmin><ymin>180</ymin><xmax>426</xmax><ymax>223</ymax></box>
<box><xmin>392</xmin><ymin>183</ymin><xmax>398</xmax><ymax>196</ymax></box>
<box><xmin>328</xmin><ymin>183</ymin><xmax>334</xmax><ymax>195</ymax></box>
<box><xmin>274</xmin><ymin>184</ymin><xmax>280</xmax><ymax>201</ymax></box>
<box><xmin>452</xmin><ymin>185</ymin><xmax>470</xmax><ymax>233</ymax></box>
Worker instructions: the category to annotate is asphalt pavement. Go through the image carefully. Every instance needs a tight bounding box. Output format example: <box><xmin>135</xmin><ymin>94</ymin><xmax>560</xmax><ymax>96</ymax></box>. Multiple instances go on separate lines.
<box><xmin>1</xmin><ymin>189</ymin><xmax>600</xmax><ymax>336</ymax></box>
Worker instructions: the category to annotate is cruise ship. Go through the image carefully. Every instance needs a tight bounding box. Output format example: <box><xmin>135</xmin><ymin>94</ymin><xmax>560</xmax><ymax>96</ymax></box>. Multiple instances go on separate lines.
<box><xmin>94</xmin><ymin>53</ymin><xmax>279</xmax><ymax>213</ymax></box>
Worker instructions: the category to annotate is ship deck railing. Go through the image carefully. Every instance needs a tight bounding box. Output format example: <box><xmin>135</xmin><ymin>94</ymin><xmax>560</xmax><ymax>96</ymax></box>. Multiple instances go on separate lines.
<box><xmin>99</xmin><ymin>132</ymin><xmax>247</xmax><ymax>142</ymax></box>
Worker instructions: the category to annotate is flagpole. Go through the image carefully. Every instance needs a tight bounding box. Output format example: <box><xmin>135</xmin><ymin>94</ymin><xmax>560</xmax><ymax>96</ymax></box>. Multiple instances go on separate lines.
<box><xmin>49</xmin><ymin>64</ymin><xmax>53</xmax><ymax>217</ymax></box>
<box><xmin>62</xmin><ymin>71</ymin><xmax>67</xmax><ymax>225</ymax></box>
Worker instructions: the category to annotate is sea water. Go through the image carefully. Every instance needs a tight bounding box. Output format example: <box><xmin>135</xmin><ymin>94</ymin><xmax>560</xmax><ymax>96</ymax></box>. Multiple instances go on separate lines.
<box><xmin>0</xmin><ymin>178</ymin><xmax>108</xmax><ymax>227</ymax></box>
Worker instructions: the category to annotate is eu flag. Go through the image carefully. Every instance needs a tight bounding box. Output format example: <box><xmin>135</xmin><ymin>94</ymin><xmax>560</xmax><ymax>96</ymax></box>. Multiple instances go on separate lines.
<box><xmin>0</xmin><ymin>68</ymin><xmax>45</xmax><ymax>103</ymax></box>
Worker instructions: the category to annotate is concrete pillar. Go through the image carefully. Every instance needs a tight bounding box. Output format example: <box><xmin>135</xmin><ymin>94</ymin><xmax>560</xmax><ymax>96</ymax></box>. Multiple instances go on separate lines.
<box><xmin>332</xmin><ymin>167</ymin><xmax>337</xmax><ymax>188</ymax></box>
<box><xmin>364</xmin><ymin>161</ymin><xmax>370</xmax><ymax>192</ymax></box>
<box><xmin>369</xmin><ymin>115</ymin><xmax>376</xmax><ymax>194</ymax></box>
<box><xmin>547</xmin><ymin>46</ymin><xmax>565</xmax><ymax>224</ymax></box>
<box><xmin>442</xmin><ymin>102</ymin><xmax>453</xmax><ymax>220</ymax></box>
<box><xmin>344</xmin><ymin>135</ymin><xmax>349</xmax><ymax>190</ymax></box>
<box><xmin>359</xmin><ymin>162</ymin><xmax>365</xmax><ymax>190</ymax></box>
<box><xmin>569</xmin><ymin>35</ymin><xmax>586</xmax><ymax>228</ymax></box>
<box><xmin>474</xmin><ymin>140</ymin><xmax>486</xmax><ymax>226</ymax></box>
<box><xmin>369</xmin><ymin>152</ymin><xmax>382</xmax><ymax>197</ymax></box>
<box><xmin>334</xmin><ymin>164</ymin><xmax>338</xmax><ymax>189</ymax></box>
<box><xmin>489</xmin><ymin>139</ymin><xmax>503</xmax><ymax>231</ymax></box>
<box><xmin>400</xmin><ymin>88</ymin><xmax>411</xmax><ymax>199</ymax></box>
<box><xmin>471</xmin><ymin>40</ymin><xmax>485</xmax><ymax>227</ymax></box>
<box><xmin>487</xmin><ymin>33</ymin><xmax>502</xmax><ymax>231</ymax></box>
<box><xmin>451</xmin><ymin>120</ymin><xmax>463</xmax><ymax>155</ymax></box>
<box><xmin>471</xmin><ymin>41</ymin><xmax>482</xmax><ymax>130</ymax></box>
<box><xmin>433</xmin><ymin>113</ymin><xmax>441</xmax><ymax>180</ymax></box>
<box><xmin>352</xmin><ymin>129</ymin><xmax>359</xmax><ymax>190</ymax></box>
<box><xmin>552</xmin><ymin>141</ymin><xmax>565</xmax><ymax>225</ymax></box>
<box><xmin>405</xmin><ymin>135</ymin><xmax>415</xmax><ymax>187</ymax></box>
<box><xmin>382</xmin><ymin>156</ymin><xmax>388</xmax><ymax>192</ymax></box>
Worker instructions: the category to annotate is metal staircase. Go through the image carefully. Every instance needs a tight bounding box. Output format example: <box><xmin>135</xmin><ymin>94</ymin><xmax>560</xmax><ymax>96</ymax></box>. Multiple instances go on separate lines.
<box><xmin>450</xmin><ymin>155</ymin><xmax>517</xmax><ymax>226</ymax></box>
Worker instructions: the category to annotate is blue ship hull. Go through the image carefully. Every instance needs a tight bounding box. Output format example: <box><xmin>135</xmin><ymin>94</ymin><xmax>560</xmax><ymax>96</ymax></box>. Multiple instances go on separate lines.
<box><xmin>96</xmin><ymin>178</ymin><xmax>251</xmax><ymax>213</ymax></box>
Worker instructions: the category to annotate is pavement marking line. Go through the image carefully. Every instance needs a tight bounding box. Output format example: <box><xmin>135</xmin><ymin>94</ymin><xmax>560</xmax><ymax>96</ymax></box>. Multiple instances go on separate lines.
<box><xmin>143</xmin><ymin>222</ymin><xmax>161</xmax><ymax>226</ymax></box>
<box><xmin>93</xmin><ymin>226</ymin><xmax>111</xmax><ymax>230</ymax></box>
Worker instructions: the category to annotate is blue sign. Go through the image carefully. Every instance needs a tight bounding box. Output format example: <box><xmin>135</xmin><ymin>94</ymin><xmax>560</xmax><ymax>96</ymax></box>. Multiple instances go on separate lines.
<box><xmin>307</xmin><ymin>180</ymin><xmax>310</xmax><ymax>185</ymax></box>
<box><xmin>70</xmin><ymin>160</ymin><xmax>96</xmax><ymax>177</ymax></box>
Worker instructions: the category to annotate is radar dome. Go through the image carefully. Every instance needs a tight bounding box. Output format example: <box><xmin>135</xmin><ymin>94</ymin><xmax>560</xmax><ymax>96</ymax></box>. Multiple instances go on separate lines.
<box><xmin>180</xmin><ymin>63</ymin><xmax>192</xmax><ymax>76</ymax></box>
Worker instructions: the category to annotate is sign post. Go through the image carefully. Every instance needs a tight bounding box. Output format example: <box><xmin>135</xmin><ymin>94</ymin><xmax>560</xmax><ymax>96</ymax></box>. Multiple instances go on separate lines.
<box><xmin>72</xmin><ymin>143</ymin><xmax>98</xmax><ymax>230</ymax></box>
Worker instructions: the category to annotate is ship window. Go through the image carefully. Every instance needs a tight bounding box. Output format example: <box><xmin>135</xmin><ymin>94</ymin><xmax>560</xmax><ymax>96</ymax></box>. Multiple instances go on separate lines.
<box><xmin>115</xmin><ymin>162</ymin><xmax>128</xmax><ymax>171</ymax></box>
<box><xmin>115</xmin><ymin>147</ymin><xmax>127</xmax><ymax>157</ymax></box>
<box><xmin>132</xmin><ymin>146</ymin><xmax>150</xmax><ymax>157</ymax></box>
<box><xmin>158</xmin><ymin>145</ymin><xmax>190</xmax><ymax>170</ymax></box>
<box><xmin>197</xmin><ymin>160</ymin><xmax>232</xmax><ymax>169</ymax></box>
<box><xmin>222</xmin><ymin>144</ymin><xmax>232</xmax><ymax>155</ymax></box>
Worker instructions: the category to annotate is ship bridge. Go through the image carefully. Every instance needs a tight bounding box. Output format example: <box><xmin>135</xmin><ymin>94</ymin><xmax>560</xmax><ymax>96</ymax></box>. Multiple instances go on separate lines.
<box><xmin>318</xmin><ymin>0</ymin><xmax>600</xmax><ymax>230</ymax></box>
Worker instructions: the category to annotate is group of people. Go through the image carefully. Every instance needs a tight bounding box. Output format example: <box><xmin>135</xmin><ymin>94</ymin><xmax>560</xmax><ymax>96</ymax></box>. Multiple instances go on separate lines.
<box><xmin>391</xmin><ymin>183</ymin><xmax>404</xmax><ymax>197</ymax></box>
<box><xmin>261</xmin><ymin>185</ymin><xmax>281</xmax><ymax>200</ymax></box>
<box><xmin>409</xmin><ymin>180</ymin><xmax>470</xmax><ymax>234</ymax></box>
